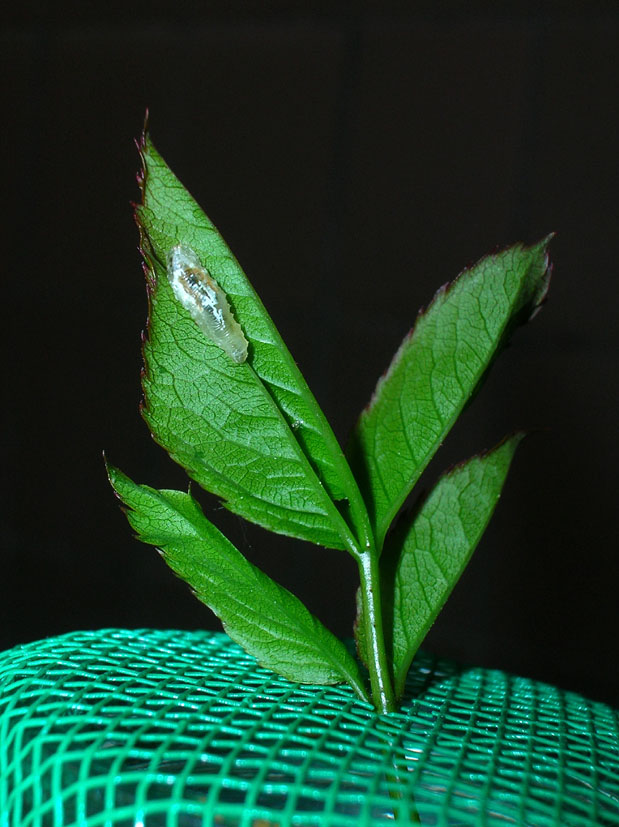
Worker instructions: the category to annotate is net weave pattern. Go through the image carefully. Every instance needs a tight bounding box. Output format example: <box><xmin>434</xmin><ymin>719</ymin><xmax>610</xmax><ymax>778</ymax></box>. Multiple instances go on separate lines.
<box><xmin>0</xmin><ymin>629</ymin><xmax>617</xmax><ymax>826</ymax></box>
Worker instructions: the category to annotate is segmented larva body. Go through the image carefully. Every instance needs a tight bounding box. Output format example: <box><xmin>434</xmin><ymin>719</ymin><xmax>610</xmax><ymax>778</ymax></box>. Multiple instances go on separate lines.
<box><xmin>166</xmin><ymin>244</ymin><xmax>248</xmax><ymax>364</ymax></box>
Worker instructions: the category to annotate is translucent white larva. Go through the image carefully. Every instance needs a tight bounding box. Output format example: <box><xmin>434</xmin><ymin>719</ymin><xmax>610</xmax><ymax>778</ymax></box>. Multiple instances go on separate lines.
<box><xmin>166</xmin><ymin>244</ymin><xmax>249</xmax><ymax>364</ymax></box>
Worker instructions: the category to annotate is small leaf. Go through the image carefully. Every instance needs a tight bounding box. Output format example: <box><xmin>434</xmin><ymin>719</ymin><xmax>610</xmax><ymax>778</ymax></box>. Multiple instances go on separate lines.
<box><xmin>378</xmin><ymin>434</ymin><xmax>525</xmax><ymax>698</ymax></box>
<box><xmin>136</xmin><ymin>134</ymin><xmax>367</xmax><ymax>551</ymax></box>
<box><xmin>108</xmin><ymin>464</ymin><xmax>369</xmax><ymax>699</ymax></box>
<box><xmin>348</xmin><ymin>239</ymin><xmax>551</xmax><ymax>548</ymax></box>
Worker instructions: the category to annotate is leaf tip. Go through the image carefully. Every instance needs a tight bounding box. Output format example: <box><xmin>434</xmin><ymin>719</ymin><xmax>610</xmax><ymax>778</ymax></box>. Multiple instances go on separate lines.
<box><xmin>522</xmin><ymin>235</ymin><xmax>553</xmax><ymax>322</ymax></box>
<box><xmin>142</xmin><ymin>107</ymin><xmax>150</xmax><ymax>142</ymax></box>
<box><xmin>485</xmin><ymin>429</ymin><xmax>528</xmax><ymax>461</ymax></box>
<box><xmin>134</xmin><ymin>112</ymin><xmax>150</xmax><ymax>194</ymax></box>
<box><xmin>104</xmin><ymin>457</ymin><xmax>124</xmax><ymax>493</ymax></box>
<box><xmin>431</xmin><ymin>431</ymin><xmax>528</xmax><ymax>489</ymax></box>
<box><xmin>534</xmin><ymin>230</ymin><xmax>556</xmax><ymax>250</ymax></box>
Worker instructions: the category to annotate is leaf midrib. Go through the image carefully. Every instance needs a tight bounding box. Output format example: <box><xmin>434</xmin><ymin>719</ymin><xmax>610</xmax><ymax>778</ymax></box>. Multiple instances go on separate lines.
<box><xmin>140</xmin><ymin>164</ymin><xmax>372</xmax><ymax>551</ymax></box>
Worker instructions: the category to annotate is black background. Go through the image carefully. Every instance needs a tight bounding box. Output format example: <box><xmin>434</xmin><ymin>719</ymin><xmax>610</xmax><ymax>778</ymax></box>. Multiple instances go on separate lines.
<box><xmin>3</xmin><ymin>1</ymin><xmax>618</xmax><ymax>706</ymax></box>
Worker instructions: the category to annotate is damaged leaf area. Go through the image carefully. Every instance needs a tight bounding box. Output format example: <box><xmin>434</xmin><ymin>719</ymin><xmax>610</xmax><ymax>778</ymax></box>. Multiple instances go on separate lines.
<box><xmin>108</xmin><ymin>125</ymin><xmax>552</xmax><ymax>713</ymax></box>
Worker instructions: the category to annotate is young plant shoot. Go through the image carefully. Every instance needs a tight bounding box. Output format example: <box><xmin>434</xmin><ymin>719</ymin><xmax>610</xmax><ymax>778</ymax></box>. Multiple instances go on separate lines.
<box><xmin>108</xmin><ymin>130</ymin><xmax>551</xmax><ymax>714</ymax></box>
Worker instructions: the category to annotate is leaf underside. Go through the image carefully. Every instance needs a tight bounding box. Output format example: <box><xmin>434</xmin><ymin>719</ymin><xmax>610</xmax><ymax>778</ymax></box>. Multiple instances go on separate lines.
<box><xmin>347</xmin><ymin>239</ymin><xmax>551</xmax><ymax>550</ymax></box>
<box><xmin>136</xmin><ymin>135</ymin><xmax>364</xmax><ymax>551</ymax></box>
<box><xmin>108</xmin><ymin>465</ymin><xmax>368</xmax><ymax>698</ymax></box>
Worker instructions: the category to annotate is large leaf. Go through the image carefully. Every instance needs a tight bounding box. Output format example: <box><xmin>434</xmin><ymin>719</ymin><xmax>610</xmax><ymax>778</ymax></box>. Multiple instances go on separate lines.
<box><xmin>364</xmin><ymin>435</ymin><xmax>524</xmax><ymax>698</ymax></box>
<box><xmin>348</xmin><ymin>239</ymin><xmax>551</xmax><ymax>548</ymax></box>
<box><xmin>108</xmin><ymin>465</ymin><xmax>368</xmax><ymax>699</ymax></box>
<box><xmin>136</xmin><ymin>134</ymin><xmax>368</xmax><ymax>552</ymax></box>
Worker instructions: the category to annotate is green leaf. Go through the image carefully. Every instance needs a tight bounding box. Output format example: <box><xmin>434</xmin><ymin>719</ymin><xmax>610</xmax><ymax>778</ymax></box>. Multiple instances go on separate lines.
<box><xmin>376</xmin><ymin>434</ymin><xmax>525</xmax><ymax>698</ymax></box>
<box><xmin>108</xmin><ymin>464</ymin><xmax>369</xmax><ymax>699</ymax></box>
<box><xmin>136</xmin><ymin>134</ymin><xmax>368</xmax><ymax>552</ymax></box>
<box><xmin>347</xmin><ymin>239</ymin><xmax>551</xmax><ymax>548</ymax></box>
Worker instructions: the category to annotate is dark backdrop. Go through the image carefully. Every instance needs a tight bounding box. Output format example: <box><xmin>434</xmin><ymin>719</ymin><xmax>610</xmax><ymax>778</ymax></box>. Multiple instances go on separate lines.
<box><xmin>3</xmin><ymin>1</ymin><xmax>618</xmax><ymax>706</ymax></box>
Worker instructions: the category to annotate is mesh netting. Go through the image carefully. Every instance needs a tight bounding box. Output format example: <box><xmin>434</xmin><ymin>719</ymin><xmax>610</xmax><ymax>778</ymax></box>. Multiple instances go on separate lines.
<box><xmin>0</xmin><ymin>629</ymin><xmax>617</xmax><ymax>826</ymax></box>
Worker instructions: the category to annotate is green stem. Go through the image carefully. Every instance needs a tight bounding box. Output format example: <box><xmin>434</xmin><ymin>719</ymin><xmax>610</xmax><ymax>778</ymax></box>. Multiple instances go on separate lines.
<box><xmin>358</xmin><ymin>550</ymin><xmax>396</xmax><ymax>714</ymax></box>
<box><xmin>346</xmin><ymin>478</ymin><xmax>375</xmax><ymax>555</ymax></box>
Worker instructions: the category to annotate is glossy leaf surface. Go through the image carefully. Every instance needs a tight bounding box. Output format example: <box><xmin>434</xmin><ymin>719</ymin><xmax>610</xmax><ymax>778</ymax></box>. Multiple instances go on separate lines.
<box><xmin>348</xmin><ymin>240</ymin><xmax>551</xmax><ymax>548</ymax></box>
<box><xmin>136</xmin><ymin>136</ymin><xmax>366</xmax><ymax>552</ymax></box>
<box><xmin>108</xmin><ymin>465</ymin><xmax>368</xmax><ymax>698</ymax></box>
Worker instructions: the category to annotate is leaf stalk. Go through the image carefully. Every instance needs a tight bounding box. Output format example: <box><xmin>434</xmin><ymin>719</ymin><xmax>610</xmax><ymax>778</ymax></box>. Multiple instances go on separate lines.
<box><xmin>358</xmin><ymin>550</ymin><xmax>396</xmax><ymax>713</ymax></box>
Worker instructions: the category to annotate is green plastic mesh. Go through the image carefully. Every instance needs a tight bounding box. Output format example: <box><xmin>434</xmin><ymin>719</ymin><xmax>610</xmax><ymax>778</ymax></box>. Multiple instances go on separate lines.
<box><xmin>0</xmin><ymin>629</ymin><xmax>617</xmax><ymax>827</ymax></box>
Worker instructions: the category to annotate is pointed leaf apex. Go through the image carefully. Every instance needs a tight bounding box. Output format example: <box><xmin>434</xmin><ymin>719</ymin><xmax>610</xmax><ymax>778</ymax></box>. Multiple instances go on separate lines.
<box><xmin>104</xmin><ymin>459</ymin><xmax>130</xmax><ymax>498</ymax></box>
<box><xmin>527</xmin><ymin>233</ymin><xmax>554</xmax><ymax>319</ymax></box>
<box><xmin>142</xmin><ymin>108</ymin><xmax>150</xmax><ymax>140</ymax></box>
<box><xmin>534</xmin><ymin>231</ymin><xmax>556</xmax><ymax>249</ymax></box>
<box><xmin>442</xmin><ymin>430</ymin><xmax>527</xmax><ymax>480</ymax></box>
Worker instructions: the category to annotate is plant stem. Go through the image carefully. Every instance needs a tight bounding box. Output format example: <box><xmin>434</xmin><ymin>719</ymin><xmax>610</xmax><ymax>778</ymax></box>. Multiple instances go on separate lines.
<box><xmin>358</xmin><ymin>550</ymin><xmax>396</xmax><ymax>714</ymax></box>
